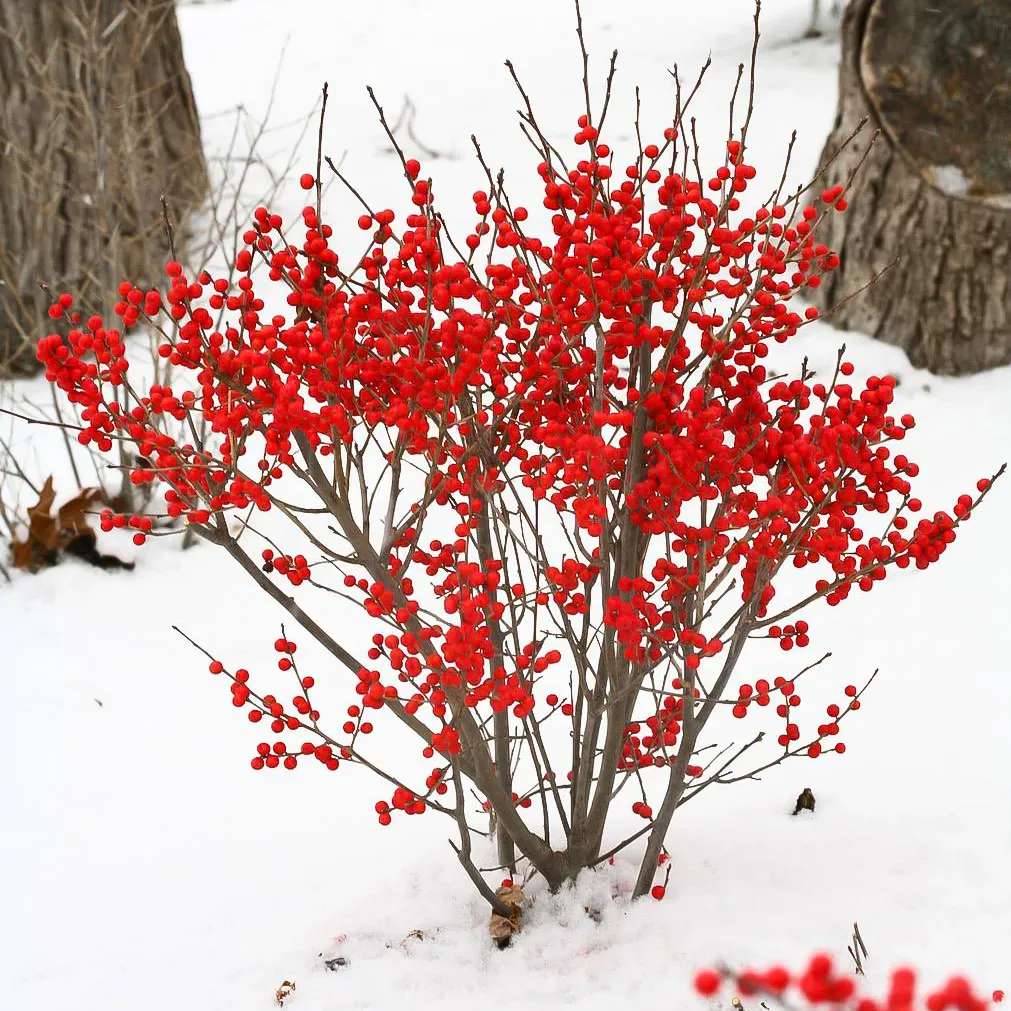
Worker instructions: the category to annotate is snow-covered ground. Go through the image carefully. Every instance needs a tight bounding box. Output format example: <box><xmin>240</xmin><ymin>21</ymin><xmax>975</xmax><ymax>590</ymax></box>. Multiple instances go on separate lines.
<box><xmin>2</xmin><ymin>1</ymin><xmax>1009</xmax><ymax>1009</ymax></box>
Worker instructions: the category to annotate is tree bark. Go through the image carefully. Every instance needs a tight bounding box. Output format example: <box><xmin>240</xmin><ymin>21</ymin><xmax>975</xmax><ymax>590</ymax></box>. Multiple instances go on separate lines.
<box><xmin>0</xmin><ymin>0</ymin><xmax>208</xmax><ymax>377</ymax></box>
<box><xmin>809</xmin><ymin>0</ymin><xmax>1011</xmax><ymax>376</ymax></box>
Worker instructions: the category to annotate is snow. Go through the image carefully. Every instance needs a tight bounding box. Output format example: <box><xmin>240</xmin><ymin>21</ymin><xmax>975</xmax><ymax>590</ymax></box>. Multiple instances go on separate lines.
<box><xmin>2</xmin><ymin>1</ymin><xmax>1009</xmax><ymax>1009</ymax></box>
<box><xmin>929</xmin><ymin>165</ymin><xmax>971</xmax><ymax>197</ymax></box>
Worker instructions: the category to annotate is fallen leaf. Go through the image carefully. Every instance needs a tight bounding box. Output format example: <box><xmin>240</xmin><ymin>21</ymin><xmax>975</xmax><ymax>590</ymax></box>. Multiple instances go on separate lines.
<box><xmin>28</xmin><ymin>477</ymin><xmax>59</xmax><ymax>550</ymax></box>
<box><xmin>489</xmin><ymin>883</ymin><xmax>526</xmax><ymax>949</ymax></box>
<box><xmin>792</xmin><ymin>787</ymin><xmax>816</xmax><ymax>816</ymax></box>
<box><xmin>10</xmin><ymin>479</ymin><xmax>130</xmax><ymax>573</ymax></box>
<box><xmin>274</xmin><ymin>980</ymin><xmax>296</xmax><ymax>1006</ymax></box>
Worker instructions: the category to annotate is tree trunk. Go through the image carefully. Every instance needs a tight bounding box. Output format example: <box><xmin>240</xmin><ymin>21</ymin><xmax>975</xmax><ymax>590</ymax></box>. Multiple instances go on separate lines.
<box><xmin>0</xmin><ymin>0</ymin><xmax>208</xmax><ymax>377</ymax></box>
<box><xmin>809</xmin><ymin>0</ymin><xmax>1011</xmax><ymax>376</ymax></box>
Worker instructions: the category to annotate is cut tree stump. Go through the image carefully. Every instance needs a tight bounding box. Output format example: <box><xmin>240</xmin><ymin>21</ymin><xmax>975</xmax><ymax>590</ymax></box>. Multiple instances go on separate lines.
<box><xmin>0</xmin><ymin>0</ymin><xmax>208</xmax><ymax>377</ymax></box>
<box><xmin>808</xmin><ymin>0</ymin><xmax>1011</xmax><ymax>376</ymax></box>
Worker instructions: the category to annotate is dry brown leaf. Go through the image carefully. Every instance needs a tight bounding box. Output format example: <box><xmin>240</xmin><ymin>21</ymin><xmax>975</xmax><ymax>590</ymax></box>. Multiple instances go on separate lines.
<box><xmin>11</xmin><ymin>477</ymin><xmax>60</xmax><ymax>572</ymax></box>
<box><xmin>10</xmin><ymin>538</ymin><xmax>36</xmax><ymax>572</ymax></box>
<box><xmin>26</xmin><ymin>476</ymin><xmax>59</xmax><ymax>551</ymax></box>
<box><xmin>57</xmin><ymin>486</ymin><xmax>106</xmax><ymax>537</ymax></box>
<box><xmin>10</xmin><ymin>479</ymin><xmax>128</xmax><ymax>573</ymax></box>
<box><xmin>398</xmin><ymin>927</ymin><xmax>427</xmax><ymax>950</ymax></box>
<box><xmin>274</xmin><ymin>980</ymin><xmax>296</xmax><ymax>1007</ymax></box>
<box><xmin>489</xmin><ymin>883</ymin><xmax>526</xmax><ymax>948</ymax></box>
<box><xmin>497</xmin><ymin>883</ymin><xmax>526</xmax><ymax>908</ymax></box>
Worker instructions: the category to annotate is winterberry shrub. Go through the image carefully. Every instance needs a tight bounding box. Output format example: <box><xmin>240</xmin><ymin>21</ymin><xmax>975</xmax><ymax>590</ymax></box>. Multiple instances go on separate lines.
<box><xmin>695</xmin><ymin>955</ymin><xmax>1003</xmax><ymax>1011</ymax></box>
<box><xmin>35</xmin><ymin>11</ymin><xmax>1001</xmax><ymax>911</ymax></box>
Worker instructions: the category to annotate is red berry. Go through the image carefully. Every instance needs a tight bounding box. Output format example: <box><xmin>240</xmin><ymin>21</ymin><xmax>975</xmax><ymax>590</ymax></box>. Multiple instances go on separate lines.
<box><xmin>32</xmin><ymin>87</ymin><xmax>999</xmax><ymax>904</ymax></box>
<box><xmin>695</xmin><ymin>970</ymin><xmax>722</xmax><ymax>996</ymax></box>
<box><xmin>766</xmin><ymin>967</ymin><xmax>790</xmax><ymax>992</ymax></box>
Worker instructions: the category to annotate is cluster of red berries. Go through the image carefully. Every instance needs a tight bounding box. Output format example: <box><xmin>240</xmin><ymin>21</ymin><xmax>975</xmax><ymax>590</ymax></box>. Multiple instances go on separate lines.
<box><xmin>98</xmin><ymin>508</ymin><xmax>152</xmax><ymax>546</ymax></box>
<box><xmin>694</xmin><ymin>957</ymin><xmax>1002</xmax><ymax>1011</ymax></box>
<box><xmin>261</xmin><ymin>549</ymin><xmax>311</xmax><ymax>584</ymax></box>
<box><xmin>729</xmin><ymin>671</ymin><xmax>860</xmax><ymax>753</ymax></box>
<box><xmin>768</xmin><ymin>620</ymin><xmax>810</xmax><ymax>650</ymax></box>
<box><xmin>34</xmin><ymin>98</ymin><xmax>998</xmax><ymax>846</ymax></box>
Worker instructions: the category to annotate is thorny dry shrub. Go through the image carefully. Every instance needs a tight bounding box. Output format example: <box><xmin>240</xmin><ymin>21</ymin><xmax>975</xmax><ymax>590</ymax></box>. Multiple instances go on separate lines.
<box><xmin>29</xmin><ymin>4</ymin><xmax>1003</xmax><ymax>918</ymax></box>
